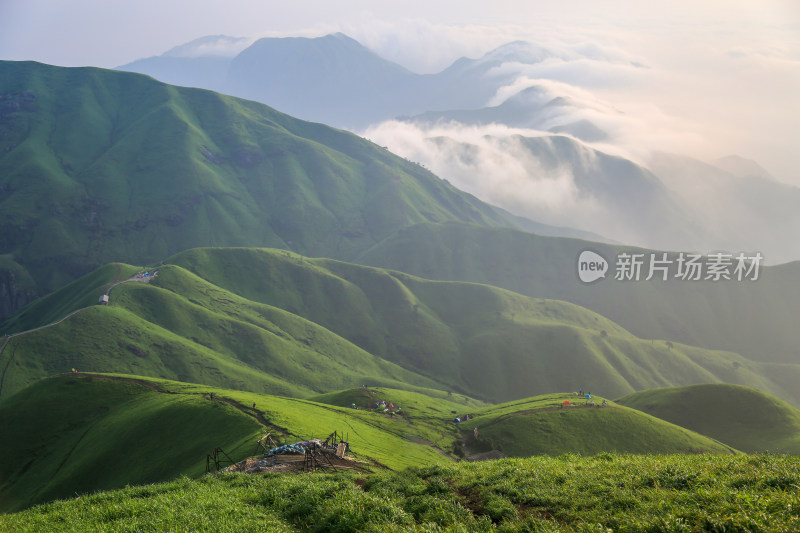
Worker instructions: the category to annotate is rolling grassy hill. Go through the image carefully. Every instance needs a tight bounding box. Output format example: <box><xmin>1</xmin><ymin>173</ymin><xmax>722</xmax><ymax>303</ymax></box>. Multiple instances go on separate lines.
<box><xmin>0</xmin><ymin>60</ymin><xmax>584</xmax><ymax>317</ymax></box>
<box><xmin>357</xmin><ymin>221</ymin><xmax>800</xmax><ymax>369</ymax></box>
<box><xmin>456</xmin><ymin>393</ymin><xmax>737</xmax><ymax>457</ymax></box>
<box><xmin>309</xmin><ymin>386</ymin><xmax>486</xmax><ymax>414</ymax></box>
<box><xmin>0</xmin><ymin>374</ymin><xmax>263</xmax><ymax>513</ymax></box>
<box><xmin>1</xmin><ymin>374</ymin><xmax>748</xmax><ymax>516</ymax></box>
<box><xmin>162</xmin><ymin>247</ymin><xmax>798</xmax><ymax>403</ymax></box>
<box><xmin>0</xmin><ymin>265</ymin><xmax>444</xmax><ymax>400</ymax></box>
<box><xmin>0</xmin><ymin>262</ymin><xmax>141</xmax><ymax>334</ymax></box>
<box><xmin>617</xmin><ymin>384</ymin><xmax>800</xmax><ymax>454</ymax></box>
<box><xmin>3</xmin><ymin>247</ymin><xmax>795</xmax><ymax>406</ymax></box>
<box><xmin>0</xmin><ymin>374</ymin><xmax>473</xmax><ymax>513</ymax></box>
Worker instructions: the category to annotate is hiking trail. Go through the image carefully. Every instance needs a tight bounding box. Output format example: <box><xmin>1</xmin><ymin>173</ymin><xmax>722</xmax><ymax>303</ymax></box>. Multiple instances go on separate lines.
<box><xmin>0</xmin><ymin>270</ymin><xmax>159</xmax><ymax>396</ymax></box>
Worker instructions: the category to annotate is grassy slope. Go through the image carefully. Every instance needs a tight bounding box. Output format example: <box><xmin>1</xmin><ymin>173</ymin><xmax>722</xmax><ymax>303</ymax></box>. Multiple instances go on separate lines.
<box><xmin>0</xmin><ymin>304</ymin><xmax>317</xmax><ymax>399</ymax></box>
<box><xmin>114</xmin><ymin>268</ymin><xmax>442</xmax><ymax>393</ymax></box>
<box><xmin>0</xmin><ymin>374</ymin><xmax>749</xmax><ymax>517</ymax></box>
<box><xmin>166</xmin><ymin>247</ymin><xmax>793</xmax><ymax>403</ymax></box>
<box><xmin>358</xmin><ymin>222</ymin><xmax>800</xmax><ymax>369</ymax></box>
<box><xmin>2</xmin><ymin>247</ymin><xmax>792</xmax><ymax>406</ymax></box>
<box><xmin>457</xmin><ymin>393</ymin><xmax>737</xmax><ymax>457</ymax></box>
<box><xmin>0</xmin><ymin>264</ymin><xmax>443</xmax><ymax>400</ymax></box>
<box><xmin>309</xmin><ymin>386</ymin><xmax>486</xmax><ymax>413</ymax></box>
<box><xmin>3</xmin><ymin>454</ymin><xmax>798</xmax><ymax>531</ymax></box>
<box><xmin>0</xmin><ymin>374</ymin><xmax>263</xmax><ymax>513</ymax></box>
<box><xmin>115</xmin><ymin>375</ymin><xmax>474</xmax><ymax>468</ymax></box>
<box><xmin>0</xmin><ymin>374</ymin><xmax>470</xmax><ymax>513</ymax></box>
<box><xmin>0</xmin><ymin>262</ymin><xmax>141</xmax><ymax>334</ymax></box>
<box><xmin>617</xmin><ymin>384</ymin><xmax>800</xmax><ymax>454</ymax></box>
<box><xmin>309</xmin><ymin>386</ymin><xmax>486</xmax><ymax>451</ymax></box>
<box><xmin>0</xmin><ymin>60</ymin><xmax>545</xmax><ymax>317</ymax></box>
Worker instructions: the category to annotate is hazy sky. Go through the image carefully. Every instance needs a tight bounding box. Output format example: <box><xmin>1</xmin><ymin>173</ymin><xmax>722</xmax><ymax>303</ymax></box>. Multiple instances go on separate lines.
<box><xmin>1</xmin><ymin>1</ymin><xmax>797</xmax><ymax>69</ymax></box>
<box><xmin>1</xmin><ymin>1</ymin><xmax>799</xmax><ymax>182</ymax></box>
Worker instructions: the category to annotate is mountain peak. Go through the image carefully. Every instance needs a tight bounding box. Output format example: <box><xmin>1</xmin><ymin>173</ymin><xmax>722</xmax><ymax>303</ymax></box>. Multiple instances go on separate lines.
<box><xmin>244</xmin><ymin>32</ymin><xmax>371</xmax><ymax>53</ymax></box>
<box><xmin>161</xmin><ymin>35</ymin><xmax>251</xmax><ymax>58</ymax></box>
<box><xmin>480</xmin><ymin>40</ymin><xmax>562</xmax><ymax>65</ymax></box>
<box><xmin>227</xmin><ymin>33</ymin><xmax>414</xmax><ymax>127</ymax></box>
<box><xmin>327</xmin><ymin>32</ymin><xmax>359</xmax><ymax>42</ymax></box>
<box><xmin>713</xmin><ymin>154</ymin><xmax>774</xmax><ymax>180</ymax></box>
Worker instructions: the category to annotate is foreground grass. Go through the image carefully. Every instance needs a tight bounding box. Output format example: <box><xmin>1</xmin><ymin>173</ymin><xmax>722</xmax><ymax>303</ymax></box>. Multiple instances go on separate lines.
<box><xmin>3</xmin><ymin>454</ymin><xmax>798</xmax><ymax>532</ymax></box>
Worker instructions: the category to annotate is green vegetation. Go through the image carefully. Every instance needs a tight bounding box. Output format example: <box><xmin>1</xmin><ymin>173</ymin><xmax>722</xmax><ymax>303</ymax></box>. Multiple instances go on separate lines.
<box><xmin>151</xmin><ymin>379</ymin><xmax>463</xmax><ymax>470</ymax></box>
<box><xmin>3</xmin><ymin>375</ymin><xmax>757</xmax><ymax>516</ymax></box>
<box><xmin>358</xmin><ymin>221</ymin><xmax>800</xmax><ymax>370</ymax></box>
<box><xmin>309</xmin><ymin>386</ymin><xmax>486</xmax><ymax>414</ymax></box>
<box><xmin>3</xmin><ymin>247</ymin><xmax>795</xmax><ymax>406</ymax></box>
<box><xmin>0</xmin><ymin>262</ymin><xmax>443</xmax><ymax>399</ymax></box>
<box><xmin>618</xmin><ymin>384</ymin><xmax>800</xmax><ymax>454</ymax></box>
<box><xmin>458</xmin><ymin>393</ymin><xmax>737</xmax><ymax>457</ymax></box>
<box><xmin>0</xmin><ymin>305</ymin><xmax>317</xmax><ymax>399</ymax></box>
<box><xmin>2</xmin><ymin>454</ymin><xmax>798</xmax><ymax>531</ymax></box>
<box><xmin>164</xmin><ymin>247</ymin><xmax>797</xmax><ymax>403</ymax></box>
<box><xmin>2</xmin><ymin>60</ymin><xmax>798</xmax><ymax>531</ymax></box>
<box><xmin>0</xmin><ymin>374</ymin><xmax>263</xmax><ymax>513</ymax></box>
<box><xmin>0</xmin><ymin>61</ymin><xmax>541</xmax><ymax>318</ymax></box>
<box><xmin>0</xmin><ymin>262</ymin><xmax>141</xmax><ymax>334</ymax></box>
<box><xmin>0</xmin><ymin>374</ymin><xmax>467</xmax><ymax>512</ymax></box>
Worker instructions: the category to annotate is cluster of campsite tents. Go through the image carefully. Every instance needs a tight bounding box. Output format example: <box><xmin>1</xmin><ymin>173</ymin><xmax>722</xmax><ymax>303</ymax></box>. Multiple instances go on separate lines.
<box><xmin>349</xmin><ymin>399</ymin><xmax>402</xmax><ymax>415</ymax></box>
<box><xmin>562</xmin><ymin>393</ymin><xmax>608</xmax><ymax>408</ymax></box>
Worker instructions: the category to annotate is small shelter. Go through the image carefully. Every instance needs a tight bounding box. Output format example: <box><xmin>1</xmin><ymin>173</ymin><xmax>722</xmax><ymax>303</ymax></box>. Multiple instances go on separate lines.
<box><xmin>98</xmin><ymin>294</ymin><xmax>109</xmax><ymax>305</ymax></box>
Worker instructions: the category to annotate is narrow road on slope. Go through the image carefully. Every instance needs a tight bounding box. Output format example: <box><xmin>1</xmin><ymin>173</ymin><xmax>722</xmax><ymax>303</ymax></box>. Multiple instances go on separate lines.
<box><xmin>0</xmin><ymin>270</ymin><xmax>159</xmax><ymax>396</ymax></box>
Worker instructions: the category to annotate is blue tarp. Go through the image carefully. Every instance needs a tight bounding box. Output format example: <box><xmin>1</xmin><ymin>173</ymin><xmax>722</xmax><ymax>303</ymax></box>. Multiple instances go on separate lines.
<box><xmin>266</xmin><ymin>439</ymin><xmax>322</xmax><ymax>456</ymax></box>
<box><xmin>266</xmin><ymin>444</ymin><xmax>306</xmax><ymax>456</ymax></box>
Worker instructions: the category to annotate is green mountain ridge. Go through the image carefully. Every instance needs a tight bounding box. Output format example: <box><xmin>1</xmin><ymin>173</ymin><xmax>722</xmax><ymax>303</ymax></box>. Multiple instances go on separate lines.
<box><xmin>163</xmin><ymin>247</ymin><xmax>800</xmax><ymax>403</ymax></box>
<box><xmin>357</xmin><ymin>221</ymin><xmax>800</xmax><ymax>366</ymax></box>
<box><xmin>0</xmin><ymin>60</ymin><xmax>589</xmax><ymax>317</ymax></box>
<box><xmin>0</xmin><ymin>263</ymin><xmax>443</xmax><ymax>400</ymax></box>
<box><xmin>3</xmin><ymin>247</ymin><xmax>797</xmax><ymax>406</ymax></box>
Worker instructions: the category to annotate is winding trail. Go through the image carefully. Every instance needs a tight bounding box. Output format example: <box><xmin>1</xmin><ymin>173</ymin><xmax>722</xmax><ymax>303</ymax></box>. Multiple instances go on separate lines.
<box><xmin>215</xmin><ymin>396</ymin><xmax>288</xmax><ymax>437</ymax></box>
<box><xmin>405</xmin><ymin>435</ymin><xmax>458</xmax><ymax>461</ymax></box>
<box><xmin>0</xmin><ymin>270</ymin><xmax>159</xmax><ymax>396</ymax></box>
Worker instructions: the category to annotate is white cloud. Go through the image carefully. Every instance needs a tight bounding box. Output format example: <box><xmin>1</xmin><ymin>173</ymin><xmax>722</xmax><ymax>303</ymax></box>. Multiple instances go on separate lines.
<box><xmin>340</xmin><ymin>18</ymin><xmax>528</xmax><ymax>73</ymax></box>
<box><xmin>2</xmin><ymin>1</ymin><xmax>797</xmax><ymax>184</ymax></box>
<box><xmin>362</xmin><ymin>120</ymin><xmax>610</xmax><ymax>234</ymax></box>
<box><xmin>162</xmin><ymin>35</ymin><xmax>253</xmax><ymax>58</ymax></box>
